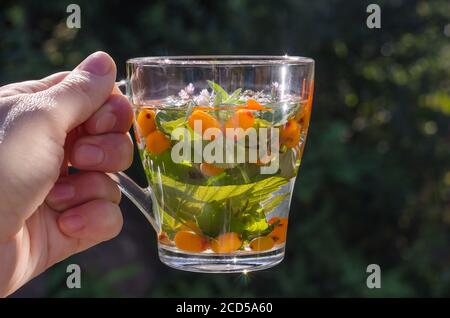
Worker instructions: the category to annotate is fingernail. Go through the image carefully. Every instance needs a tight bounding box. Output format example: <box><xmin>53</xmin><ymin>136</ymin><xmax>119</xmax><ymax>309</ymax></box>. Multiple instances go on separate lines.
<box><xmin>47</xmin><ymin>183</ymin><xmax>75</xmax><ymax>203</ymax></box>
<box><xmin>77</xmin><ymin>52</ymin><xmax>112</xmax><ymax>76</ymax></box>
<box><xmin>60</xmin><ymin>214</ymin><xmax>85</xmax><ymax>232</ymax></box>
<box><xmin>74</xmin><ymin>144</ymin><xmax>105</xmax><ymax>166</ymax></box>
<box><xmin>95</xmin><ymin>112</ymin><xmax>116</xmax><ymax>133</ymax></box>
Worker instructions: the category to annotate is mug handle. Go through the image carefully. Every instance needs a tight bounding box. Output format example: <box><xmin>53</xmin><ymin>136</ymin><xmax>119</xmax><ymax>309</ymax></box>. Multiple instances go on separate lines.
<box><xmin>115</xmin><ymin>79</ymin><xmax>128</xmax><ymax>95</ymax></box>
<box><xmin>106</xmin><ymin>172</ymin><xmax>158</xmax><ymax>232</ymax></box>
<box><xmin>106</xmin><ymin>80</ymin><xmax>158</xmax><ymax>232</ymax></box>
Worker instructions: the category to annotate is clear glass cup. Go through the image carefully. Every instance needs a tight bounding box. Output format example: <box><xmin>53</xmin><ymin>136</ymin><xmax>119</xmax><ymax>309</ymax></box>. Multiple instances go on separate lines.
<box><xmin>111</xmin><ymin>56</ymin><xmax>315</xmax><ymax>273</ymax></box>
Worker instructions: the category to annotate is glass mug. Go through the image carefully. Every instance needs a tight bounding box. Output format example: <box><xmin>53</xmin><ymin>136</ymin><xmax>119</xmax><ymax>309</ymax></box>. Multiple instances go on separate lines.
<box><xmin>109</xmin><ymin>56</ymin><xmax>314</xmax><ymax>273</ymax></box>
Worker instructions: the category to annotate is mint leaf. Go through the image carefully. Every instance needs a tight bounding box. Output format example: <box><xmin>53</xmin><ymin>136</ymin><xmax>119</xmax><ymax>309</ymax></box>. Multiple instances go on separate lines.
<box><xmin>244</xmin><ymin>221</ymin><xmax>276</xmax><ymax>241</ymax></box>
<box><xmin>196</xmin><ymin>201</ymin><xmax>227</xmax><ymax>237</ymax></box>
<box><xmin>157</xmin><ymin>117</ymin><xmax>186</xmax><ymax>137</ymax></box>
<box><xmin>155</xmin><ymin>111</ymin><xmax>186</xmax><ymax>136</ymax></box>
<box><xmin>196</xmin><ymin>199</ymin><xmax>273</xmax><ymax>240</ymax></box>
<box><xmin>213</xmin><ymin>93</ymin><xmax>222</xmax><ymax>106</ymax></box>
<box><xmin>207</xmin><ymin>80</ymin><xmax>229</xmax><ymax>102</ymax></box>
<box><xmin>260</xmin><ymin>193</ymin><xmax>289</xmax><ymax>215</ymax></box>
<box><xmin>226</xmin><ymin>88</ymin><xmax>242</xmax><ymax>103</ymax></box>
<box><xmin>207</xmin><ymin>81</ymin><xmax>246</xmax><ymax>105</ymax></box>
<box><xmin>242</xmin><ymin>217</ymin><xmax>271</xmax><ymax>241</ymax></box>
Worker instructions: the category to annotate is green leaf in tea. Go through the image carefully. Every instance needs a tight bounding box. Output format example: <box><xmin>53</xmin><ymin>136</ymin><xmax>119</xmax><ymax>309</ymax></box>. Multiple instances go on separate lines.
<box><xmin>229</xmin><ymin>88</ymin><xmax>241</xmax><ymax>100</ymax></box>
<box><xmin>207</xmin><ymin>80</ymin><xmax>229</xmax><ymax>106</ymax></box>
<box><xmin>155</xmin><ymin>110</ymin><xmax>187</xmax><ymax>133</ymax></box>
<box><xmin>196</xmin><ymin>201</ymin><xmax>228</xmax><ymax>237</ymax></box>
<box><xmin>207</xmin><ymin>81</ymin><xmax>245</xmax><ymax>105</ymax></box>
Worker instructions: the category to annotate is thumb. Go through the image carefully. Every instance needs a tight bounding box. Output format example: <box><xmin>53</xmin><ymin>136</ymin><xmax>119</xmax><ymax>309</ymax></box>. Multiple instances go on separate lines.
<box><xmin>45</xmin><ymin>51</ymin><xmax>117</xmax><ymax>132</ymax></box>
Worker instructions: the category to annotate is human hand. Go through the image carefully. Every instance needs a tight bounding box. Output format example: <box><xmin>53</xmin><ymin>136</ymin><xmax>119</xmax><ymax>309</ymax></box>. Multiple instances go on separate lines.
<box><xmin>0</xmin><ymin>52</ymin><xmax>133</xmax><ymax>297</ymax></box>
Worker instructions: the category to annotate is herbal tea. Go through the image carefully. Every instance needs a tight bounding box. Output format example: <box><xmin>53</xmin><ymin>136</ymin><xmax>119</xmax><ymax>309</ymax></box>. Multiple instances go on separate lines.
<box><xmin>133</xmin><ymin>81</ymin><xmax>312</xmax><ymax>255</ymax></box>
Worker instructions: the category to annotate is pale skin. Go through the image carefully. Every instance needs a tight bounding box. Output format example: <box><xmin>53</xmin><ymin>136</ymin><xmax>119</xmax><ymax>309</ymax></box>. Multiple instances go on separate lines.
<box><xmin>0</xmin><ymin>52</ymin><xmax>134</xmax><ymax>297</ymax></box>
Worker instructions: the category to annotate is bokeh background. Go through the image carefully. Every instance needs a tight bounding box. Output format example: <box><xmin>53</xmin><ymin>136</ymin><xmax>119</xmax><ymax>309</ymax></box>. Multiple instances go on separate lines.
<box><xmin>1</xmin><ymin>0</ymin><xmax>449</xmax><ymax>297</ymax></box>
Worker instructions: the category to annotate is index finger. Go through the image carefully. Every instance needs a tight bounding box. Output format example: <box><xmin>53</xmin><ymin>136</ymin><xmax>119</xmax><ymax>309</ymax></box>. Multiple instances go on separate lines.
<box><xmin>0</xmin><ymin>72</ymin><xmax>70</xmax><ymax>98</ymax></box>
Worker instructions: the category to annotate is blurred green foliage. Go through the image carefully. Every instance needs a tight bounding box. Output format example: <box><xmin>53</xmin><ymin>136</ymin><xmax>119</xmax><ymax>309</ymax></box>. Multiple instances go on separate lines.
<box><xmin>1</xmin><ymin>0</ymin><xmax>449</xmax><ymax>297</ymax></box>
<box><xmin>45</xmin><ymin>261</ymin><xmax>139</xmax><ymax>298</ymax></box>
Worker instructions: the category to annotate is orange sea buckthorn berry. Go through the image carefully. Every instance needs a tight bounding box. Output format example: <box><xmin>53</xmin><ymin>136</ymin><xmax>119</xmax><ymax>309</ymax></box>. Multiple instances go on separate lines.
<box><xmin>188</xmin><ymin>110</ymin><xmax>222</xmax><ymax>140</ymax></box>
<box><xmin>200</xmin><ymin>163</ymin><xmax>225</xmax><ymax>177</ymax></box>
<box><xmin>268</xmin><ymin>217</ymin><xmax>288</xmax><ymax>245</ymax></box>
<box><xmin>137</xmin><ymin>109</ymin><xmax>156</xmax><ymax>136</ymax></box>
<box><xmin>224</xmin><ymin>109</ymin><xmax>255</xmax><ymax>131</ymax></box>
<box><xmin>145</xmin><ymin>130</ymin><xmax>171</xmax><ymax>154</ymax></box>
<box><xmin>211</xmin><ymin>232</ymin><xmax>242</xmax><ymax>253</ymax></box>
<box><xmin>249</xmin><ymin>236</ymin><xmax>275</xmax><ymax>252</ymax></box>
<box><xmin>174</xmin><ymin>230</ymin><xmax>208</xmax><ymax>253</ymax></box>
<box><xmin>246</xmin><ymin>99</ymin><xmax>265</xmax><ymax>110</ymax></box>
<box><xmin>280</xmin><ymin>119</ymin><xmax>301</xmax><ymax>148</ymax></box>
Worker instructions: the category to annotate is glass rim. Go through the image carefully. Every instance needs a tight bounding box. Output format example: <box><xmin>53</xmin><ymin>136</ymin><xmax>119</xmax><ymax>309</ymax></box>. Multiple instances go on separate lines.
<box><xmin>126</xmin><ymin>55</ymin><xmax>314</xmax><ymax>66</ymax></box>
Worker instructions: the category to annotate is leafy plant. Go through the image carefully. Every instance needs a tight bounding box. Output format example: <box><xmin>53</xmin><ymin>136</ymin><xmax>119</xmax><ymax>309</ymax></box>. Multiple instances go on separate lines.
<box><xmin>207</xmin><ymin>80</ymin><xmax>246</xmax><ymax>106</ymax></box>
